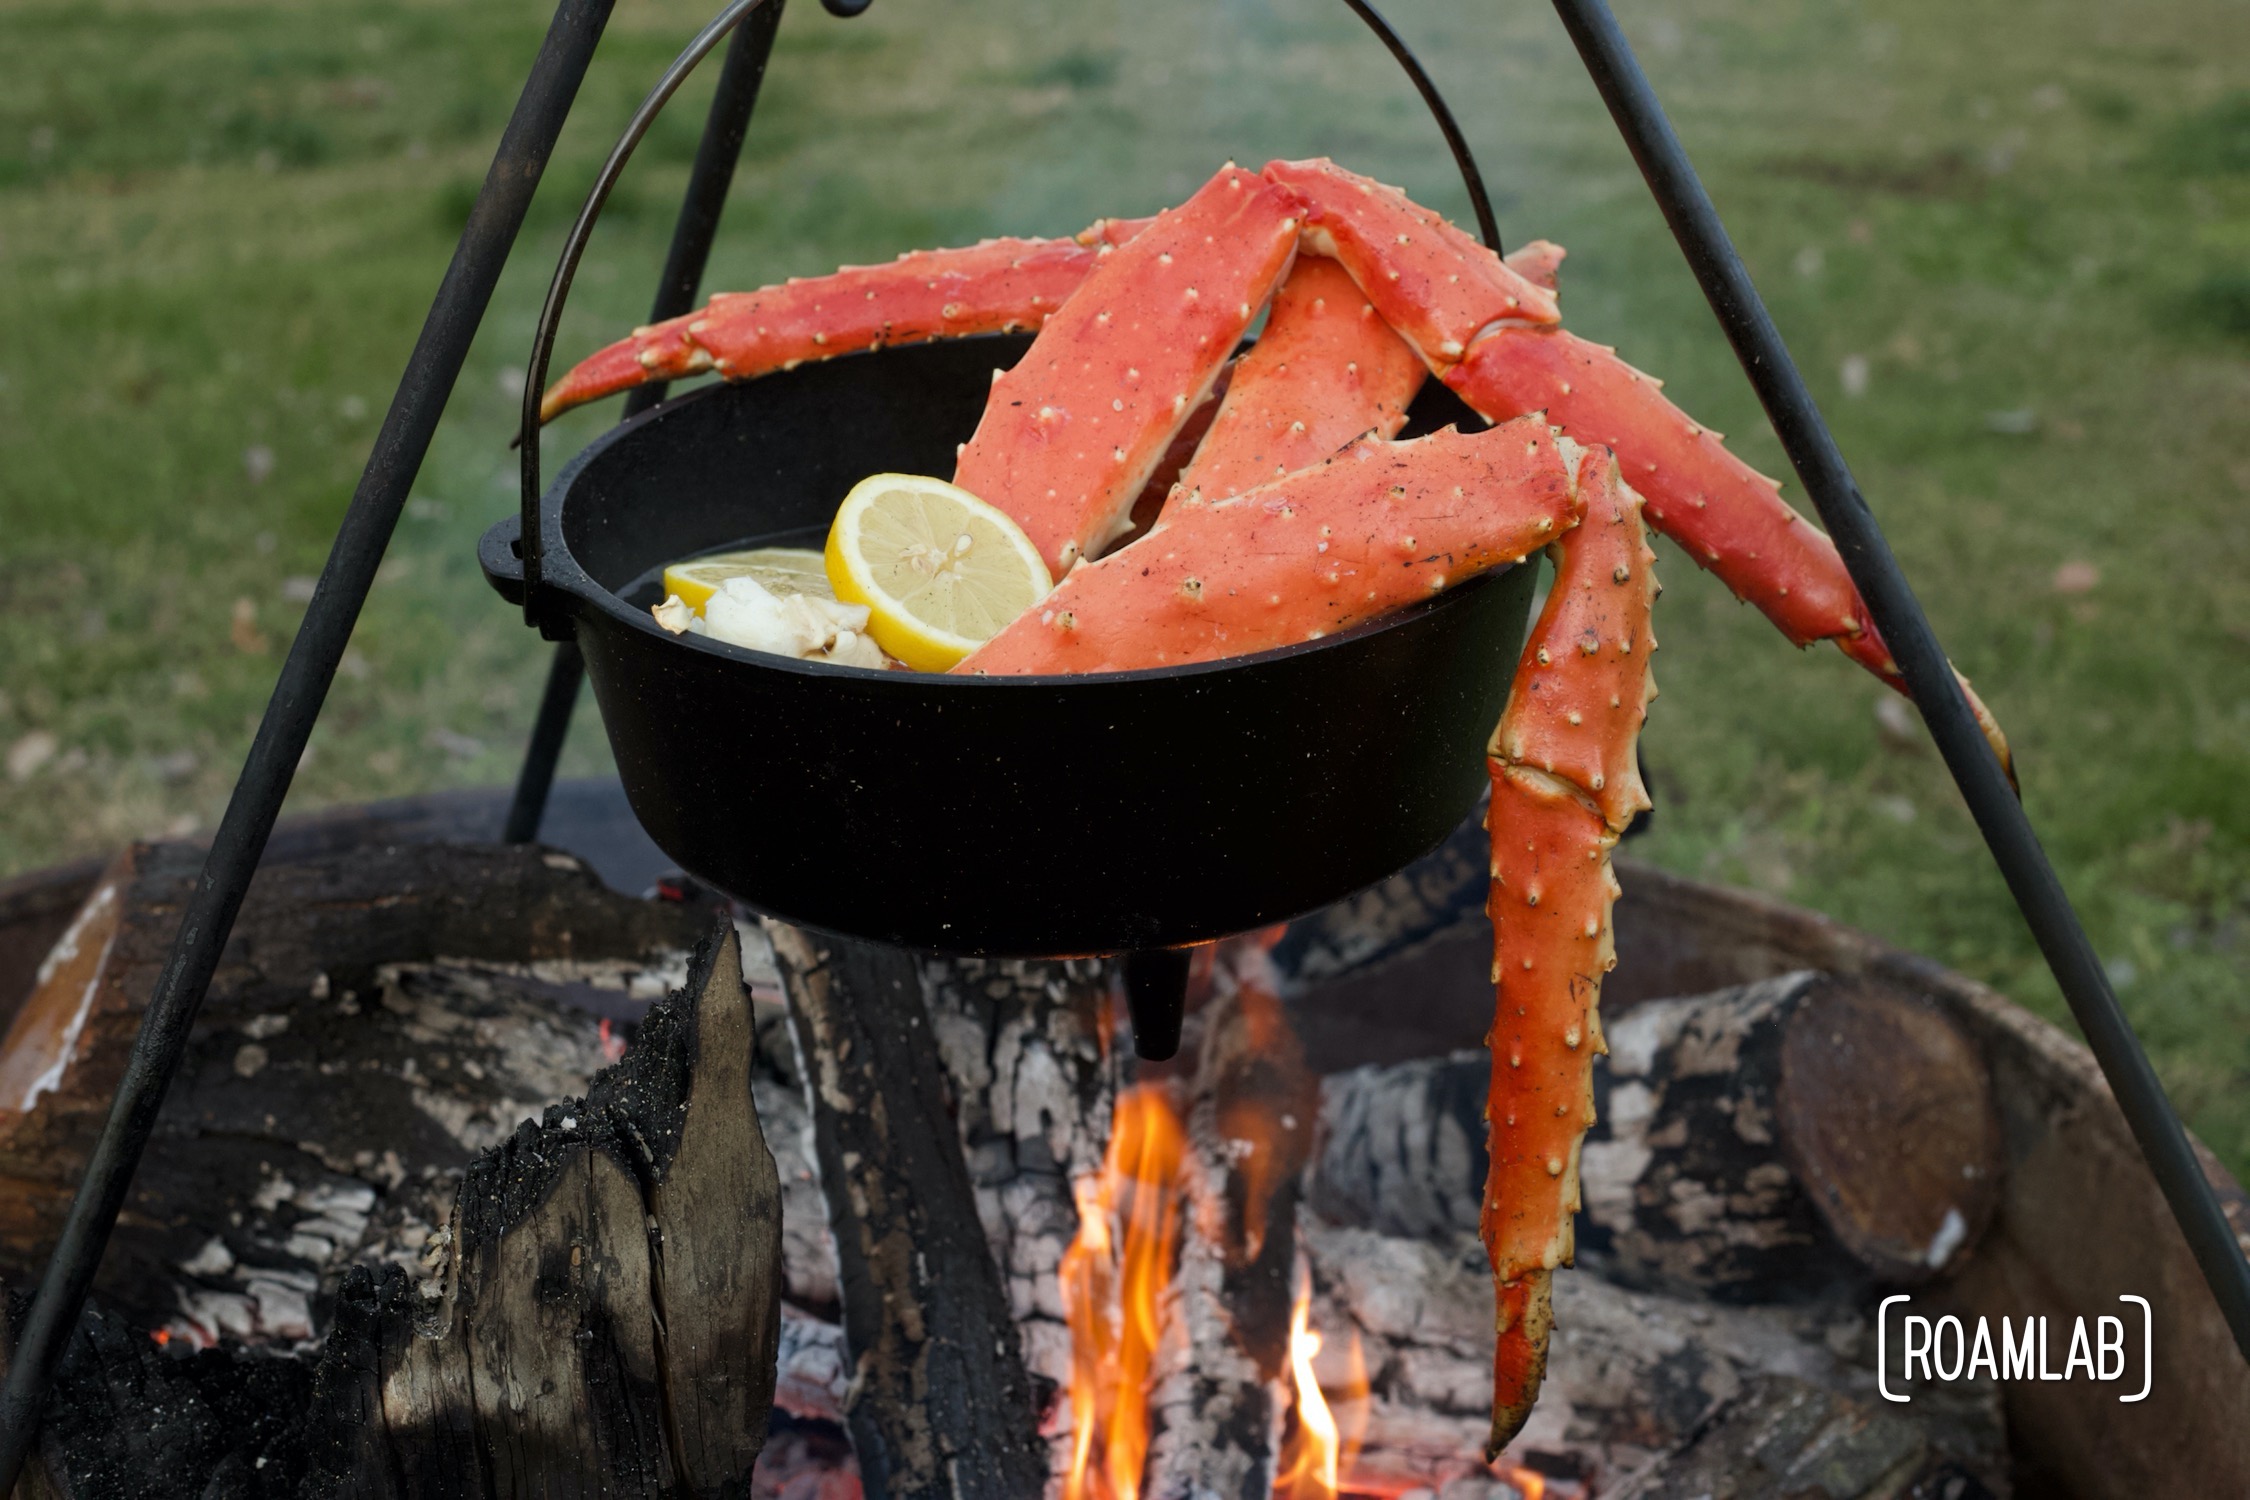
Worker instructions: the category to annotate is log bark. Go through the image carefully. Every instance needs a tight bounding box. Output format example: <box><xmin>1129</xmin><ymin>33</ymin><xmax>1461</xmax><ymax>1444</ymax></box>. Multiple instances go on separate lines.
<box><xmin>766</xmin><ymin>926</ymin><xmax>1049</xmax><ymax>1500</ymax></box>
<box><xmin>1310</xmin><ymin>973</ymin><xmax>2003</xmax><ymax>1302</ymax></box>
<box><xmin>298</xmin><ymin>918</ymin><xmax>784</xmax><ymax>1498</ymax></box>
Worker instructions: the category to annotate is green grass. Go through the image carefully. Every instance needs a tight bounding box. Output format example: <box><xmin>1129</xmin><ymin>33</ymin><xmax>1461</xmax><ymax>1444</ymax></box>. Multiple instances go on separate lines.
<box><xmin>2</xmin><ymin>0</ymin><xmax>2244</xmax><ymax>1171</ymax></box>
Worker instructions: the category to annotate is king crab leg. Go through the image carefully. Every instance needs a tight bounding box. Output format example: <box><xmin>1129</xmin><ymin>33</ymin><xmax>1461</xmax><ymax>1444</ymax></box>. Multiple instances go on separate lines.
<box><xmin>1446</xmin><ymin>327</ymin><xmax>2012</xmax><ymax>777</ymax></box>
<box><xmin>956</xmin><ymin>418</ymin><xmax>1573</xmax><ymax>676</ymax></box>
<box><xmin>1479</xmin><ymin>446</ymin><xmax>1656</xmax><ymax>1453</ymax></box>
<box><xmin>535</xmin><ymin>216</ymin><xmax>1152</xmax><ymax>422</ymax></box>
<box><xmin>952</xmin><ymin>165</ymin><xmax>1303</xmax><ymax>575</ymax></box>
<box><xmin>1169</xmin><ymin>256</ymin><xmax>1426</xmax><ymax>504</ymax></box>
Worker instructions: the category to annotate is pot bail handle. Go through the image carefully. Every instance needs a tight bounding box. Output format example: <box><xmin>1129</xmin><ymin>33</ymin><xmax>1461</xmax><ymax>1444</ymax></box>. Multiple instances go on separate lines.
<box><xmin>517</xmin><ymin>0</ymin><xmax>775</xmax><ymax>630</ymax></box>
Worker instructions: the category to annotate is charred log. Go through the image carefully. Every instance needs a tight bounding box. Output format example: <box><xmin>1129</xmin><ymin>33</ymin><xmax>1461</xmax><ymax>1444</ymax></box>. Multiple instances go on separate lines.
<box><xmin>1147</xmin><ymin>978</ymin><xmax>1319</xmax><ymax>1500</ymax></box>
<box><xmin>296</xmin><ymin>918</ymin><xmax>784</xmax><ymax>1497</ymax></box>
<box><xmin>9</xmin><ymin>919</ymin><xmax>783</xmax><ymax>1498</ymax></box>
<box><xmin>1298</xmin><ymin>1218</ymin><xmax>2011</xmax><ymax>1497</ymax></box>
<box><xmin>1618</xmin><ymin>1374</ymin><xmax>2006</xmax><ymax>1500</ymax></box>
<box><xmin>912</xmin><ymin>952</ymin><xmax>1118</xmax><ymax>1480</ymax></box>
<box><xmin>0</xmin><ymin>839</ymin><xmax>709</xmax><ymax>1322</ymax></box>
<box><xmin>766</xmin><ymin>927</ymin><xmax>1049</xmax><ymax>1500</ymax></box>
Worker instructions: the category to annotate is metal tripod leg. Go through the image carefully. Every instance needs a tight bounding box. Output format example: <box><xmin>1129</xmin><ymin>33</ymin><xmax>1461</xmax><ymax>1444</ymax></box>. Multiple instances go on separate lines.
<box><xmin>0</xmin><ymin>0</ymin><xmax>623</xmax><ymax>1483</ymax></box>
<box><xmin>503</xmin><ymin>0</ymin><xmax>791</xmax><ymax>847</ymax></box>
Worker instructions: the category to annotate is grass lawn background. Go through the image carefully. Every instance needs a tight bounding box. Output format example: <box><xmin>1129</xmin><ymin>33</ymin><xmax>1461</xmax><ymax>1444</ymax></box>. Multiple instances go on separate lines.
<box><xmin>2</xmin><ymin>0</ymin><xmax>2245</xmax><ymax>1171</ymax></box>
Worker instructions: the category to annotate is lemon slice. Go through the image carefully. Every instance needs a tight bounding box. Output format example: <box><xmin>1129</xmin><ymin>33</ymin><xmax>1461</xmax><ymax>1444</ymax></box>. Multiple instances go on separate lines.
<box><xmin>824</xmin><ymin>475</ymin><xmax>1053</xmax><ymax>671</ymax></box>
<box><xmin>663</xmin><ymin>546</ymin><xmax>834</xmax><ymax>613</ymax></box>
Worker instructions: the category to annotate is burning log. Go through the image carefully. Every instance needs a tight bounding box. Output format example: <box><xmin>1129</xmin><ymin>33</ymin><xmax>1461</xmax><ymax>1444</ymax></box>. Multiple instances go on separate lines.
<box><xmin>1295</xmin><ymin>1216</ymin><xmax>2011</xmax><ymax>1497</ymax></box>
<box><xmin>912</xmin><ymin>950</ymin><xmax>1120</xmax><ymax>1468</ymax></box>
<box><xmin>1144</xmin><ymin>980</ymin><xmax>1319</xmax><ymax>1499</ymax></box>
<box><xmin>1310</xmin><ymin>972</ymin><xmax>2003</xmax><ymax>1300</ymax></box>
<box><xmin>766</xmin><ymin>926</ymin><xmax>1051</xmax><ymax>1500</ymax></box>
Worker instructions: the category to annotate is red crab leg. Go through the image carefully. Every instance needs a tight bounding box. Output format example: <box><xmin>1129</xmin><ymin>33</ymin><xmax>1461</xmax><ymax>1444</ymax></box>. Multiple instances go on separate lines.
<box><xmin>954</xmin><ymin>417</ymin><xmax>1575</xmax><ymax>675</ymax></box>
<box><xmin>536</xmin><ymin>217</ymin><xmax>1153</xmax><ymax>422</ymax></box>
<box><xmin>1169</xmin><ymin>256</ymin><xmax>1425</xmax><ymax>504</ymax></box>
<box><xmin>1501</xmin><ymin>239</ymin><xmax>1566</xmax><ymax>293</ymax></box>
<box><xmin>1481</xmin><ymin>446</ymin><xmax>1656</xmax><ymax>1455</ymax></box>
<box><xmin>1261</xmin><ymin>157</ymin><xmax>1560</xmax><ymax>361</ymax></box>
<box><xmin>1160</xmin><ymin>242</ymin><xmax>1562</xmax><ymax>509</ymax></box>
<box><xmin>1445</xmin><ymin>330</ymin><xmax>2013</xmax><ymax>776</ymax></box>
<box><xmin>954</xmin><ymin>165</ymin><xmax>1303</xmax><ymax>576</ymax></box>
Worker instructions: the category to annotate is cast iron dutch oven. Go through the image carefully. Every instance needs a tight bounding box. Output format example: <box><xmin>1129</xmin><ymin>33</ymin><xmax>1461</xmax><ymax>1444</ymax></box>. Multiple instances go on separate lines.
<box><xmin>483</xmin><ymin>334</ymin><xmax>1534</xmax><ymax>957</ymax></box>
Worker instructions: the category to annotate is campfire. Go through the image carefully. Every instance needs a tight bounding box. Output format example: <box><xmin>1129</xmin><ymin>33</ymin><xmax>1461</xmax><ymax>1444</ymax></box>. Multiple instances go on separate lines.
<box><xmin>10</xmin><ymin>811</ymin><xmax>2219</xmax><ymax>1497</ymax></box>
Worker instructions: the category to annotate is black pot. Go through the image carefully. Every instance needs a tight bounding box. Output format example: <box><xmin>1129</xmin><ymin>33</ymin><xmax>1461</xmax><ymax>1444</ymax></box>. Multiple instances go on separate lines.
<box><xmin>483</xmin><ymin>336</ymin><xmax>1533</xmax><ymax>958</ymax></box>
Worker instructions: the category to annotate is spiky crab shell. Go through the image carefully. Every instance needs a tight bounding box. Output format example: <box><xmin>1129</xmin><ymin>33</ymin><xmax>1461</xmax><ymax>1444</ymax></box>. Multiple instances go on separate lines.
<box><xmin>955</xmin><ymin>419</ymin><xmax>1574</xmax><ymax>676</ymax></box>
<box><xmin>1171</xmin><ymin>256</ymin><xmax>1426</xmax><ymax>505</ymax></box>
<box><xmin>1263</xmin><ymin>157</ymin><xmax>1560</xmax><ymax>365</ymax></box>
<box><xmin>953</xmin><ymin>166</ymin><xmax>1303</xmax><ymax>576</ymax></box>
<box><xmin>1477</xmin><ymin>448</ymin><xmax>1656</xmax><ymax>1455</ymax></box>
<box><xmin>536</xmin><ymin>219</ymin><xmax>1152</xmax><ymax>422</ymax></box>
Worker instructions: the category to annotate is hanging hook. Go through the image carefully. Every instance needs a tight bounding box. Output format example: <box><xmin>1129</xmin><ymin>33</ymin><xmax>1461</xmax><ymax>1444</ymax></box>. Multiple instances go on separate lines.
<box><xmin>1338</xmin><ymin>0</ymin><xmax>1504</xmax><ymax>254</ymax></box>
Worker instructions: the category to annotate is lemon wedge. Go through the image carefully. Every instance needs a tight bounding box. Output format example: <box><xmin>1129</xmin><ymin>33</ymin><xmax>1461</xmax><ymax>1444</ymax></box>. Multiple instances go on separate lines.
<box><xmin>663</xmin><ymin>546</ymin><xmax>834</xmax><ymax>613</ymax></box>
<box><xmin>824</xmin><ymin>475</ymin><xmax>1053</xmax><ymax>672</ymax></box>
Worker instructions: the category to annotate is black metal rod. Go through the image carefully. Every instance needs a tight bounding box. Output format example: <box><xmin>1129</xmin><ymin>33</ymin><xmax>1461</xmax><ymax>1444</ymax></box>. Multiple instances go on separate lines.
<box><xmin>1339</xmin><ymin>0</ymin><xmax>1503</xmax><ymax>254</ymax></box>
<box><xmin>505</xmin><ymin>0</ymin><xmax>787</xmax><ymax>845</ymax></box>
<box><xmin>0</xmin><ymin>0</ymin><xmax>621</xmax><ymax>1482</ymax></box>
<box><xmin>502</xmin><ymin>638</ymin><xmax>588</xmax><ymax>843</ymax></box>
<box><xmin>1548</xmin><ymin>0</ymin><xmax>2250</xmax><ymax>1360</ymax></box>
<box><xmin>624</xmin><ymin>0</ymin><xmax>788</xmax><ymax>418</ymax></box>
<box><xmin>519</xmin><ymin>0</ymin><xmax>771</xmax><ymax>626</ymax></box>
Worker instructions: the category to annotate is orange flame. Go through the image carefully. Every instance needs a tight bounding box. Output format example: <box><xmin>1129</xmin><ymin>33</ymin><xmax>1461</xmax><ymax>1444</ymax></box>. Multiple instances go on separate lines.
<box><xmin>1272</xmin><ymin>1267</ymin><xmax>1370</xmax><ymax>1499</ymax></box>
<box><xmin>1061</xmin><ymin>1085</ymin><xmax>1187</xmax><ymax>1500</ymax></box>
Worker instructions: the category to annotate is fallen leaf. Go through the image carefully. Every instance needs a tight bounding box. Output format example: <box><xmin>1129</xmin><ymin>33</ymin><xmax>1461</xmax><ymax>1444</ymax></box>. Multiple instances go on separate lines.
<box><xmin>231</xmin><ymin>597</ymin><xmax>269</xmax><ymax>654</ymax></box>
<box><xmin>7</xmin><ymin>729</ymin><xmax>59</xmax><ymax>782</ymax></box>
<box><xmin>2052</xmin><ymin>560</ymin><xmax>2100</xmax><ymax>595</ymax></box>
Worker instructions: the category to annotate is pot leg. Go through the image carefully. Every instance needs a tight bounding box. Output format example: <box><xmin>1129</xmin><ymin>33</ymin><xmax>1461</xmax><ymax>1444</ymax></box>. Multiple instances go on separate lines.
<box><xmin>1123</xmin><ymin>947</ymin><xmax>1193</xmax><ymax>1061</ymax></box>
